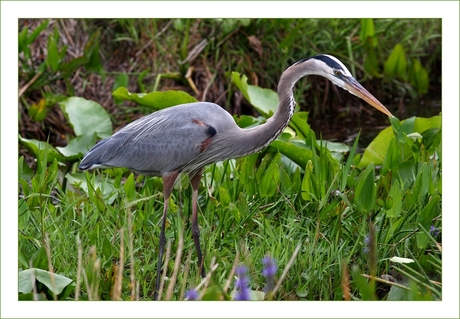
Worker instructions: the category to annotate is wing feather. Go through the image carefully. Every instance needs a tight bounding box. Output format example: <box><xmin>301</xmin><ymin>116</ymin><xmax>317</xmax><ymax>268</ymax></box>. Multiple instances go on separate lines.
<box><xmin>79</xmin><ymin>102</ymin><xmax>226</xmax><ymax>175</ymax></box>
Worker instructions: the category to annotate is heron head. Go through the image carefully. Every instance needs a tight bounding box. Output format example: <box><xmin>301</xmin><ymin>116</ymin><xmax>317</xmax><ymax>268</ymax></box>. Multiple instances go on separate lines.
<box><xmin>310</xmin><ymin>54</ymin><xmax>394</xmax><ymax>117</ymax></box>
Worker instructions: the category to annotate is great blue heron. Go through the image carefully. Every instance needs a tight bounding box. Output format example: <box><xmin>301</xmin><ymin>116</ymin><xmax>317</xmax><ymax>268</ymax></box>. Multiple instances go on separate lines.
<box><xmin>79</xmin><ymin>54</ymin><xmax>393</xmax><ymax>299</ymax></box>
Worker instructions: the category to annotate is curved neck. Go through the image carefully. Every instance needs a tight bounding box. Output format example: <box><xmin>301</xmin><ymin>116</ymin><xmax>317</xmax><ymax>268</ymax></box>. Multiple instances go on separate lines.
<box><xmin>237</xmin><ymin>61</ymin><xmax>312</xmax><ymax>154</ymax></box>
<box><xmin>195</xmin><ymin>60</ymin><xmax>317</xmax><ymax>171</ymax></box>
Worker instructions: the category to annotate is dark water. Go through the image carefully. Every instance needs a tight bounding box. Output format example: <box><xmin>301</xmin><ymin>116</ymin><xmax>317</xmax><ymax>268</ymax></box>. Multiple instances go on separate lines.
<box><xmin>310</xmin><ymin>96</ymin><xmax>441</xmax><ymax>149</ymax></box>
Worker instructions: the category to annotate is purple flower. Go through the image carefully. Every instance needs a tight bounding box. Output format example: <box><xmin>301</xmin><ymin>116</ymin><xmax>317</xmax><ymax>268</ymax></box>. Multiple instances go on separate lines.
<box><xmin>430</xmin><ymin>226</ymin><xmax>440</xmax><ymax>237</ymax></box>
<box><xmin>185</xmin><ymin>289</ymin><xmax>199</xmax><ymax>300</ymax></box>
<box><xmin>363</xmin><ymin>234</ymin><xmax>370</xmax><ymax>254</ymax></box>
<box><xmin>262</xmin><ymin>256</ymin><xmax>277</xmax><ymax>294</ymax></box>
<box><xmin>262</xmin><ymin>256</ymin><xmax>277</xmax><ymax>277</ymax></box>
<box><xmin>234</xmin><ymin>266</ymin><xmax>251</xmax><ymax>301</ymax></box>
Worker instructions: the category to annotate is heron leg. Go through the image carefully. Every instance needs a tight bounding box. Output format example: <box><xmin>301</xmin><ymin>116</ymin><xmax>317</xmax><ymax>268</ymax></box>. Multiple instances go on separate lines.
<box><xmin>154</xmin><ymin>171</ymin><xmax>179</xmax><ymax>300</ymax></box>
<box><xmin>190</xmin><ymin>169</ymin><xmax>206</xmax><ymax>278</ymax></box>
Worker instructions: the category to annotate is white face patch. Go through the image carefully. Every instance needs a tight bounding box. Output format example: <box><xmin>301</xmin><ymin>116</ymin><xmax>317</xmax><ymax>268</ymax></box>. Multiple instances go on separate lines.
<box><xmin>301</xmin><ymin>54</ymin><xmax>354</xmax><ymax>89</ymax></box>
<box><xmin>285</xmin><ymin>54</ymin><xmax>356</xmax><ymax>91</ymax></box>
<box><xmin>321</xmin><ymin>54</ymin><xmax>353</xmax><ymax>77</ymax></box>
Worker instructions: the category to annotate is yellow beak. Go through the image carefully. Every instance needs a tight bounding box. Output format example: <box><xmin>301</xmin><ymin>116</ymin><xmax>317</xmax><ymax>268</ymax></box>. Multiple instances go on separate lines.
<box><xmin>345</xmin><ymin>77</ymin><xmax>393</xmax><ymax>117</ymax></box>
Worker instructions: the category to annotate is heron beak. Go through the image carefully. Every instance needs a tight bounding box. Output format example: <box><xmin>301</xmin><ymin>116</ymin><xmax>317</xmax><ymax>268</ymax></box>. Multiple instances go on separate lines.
<box><xmin>344</xmin><ymin>77</ymin><xmax>393</xmax><ymax>117</ymax></box>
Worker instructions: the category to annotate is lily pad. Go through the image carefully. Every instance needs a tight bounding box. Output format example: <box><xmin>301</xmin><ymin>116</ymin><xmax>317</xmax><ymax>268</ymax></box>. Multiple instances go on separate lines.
<box><xmin>19</xmin><ymin>268</ymin><xmax>73</xmax><ymax>295</ymax></box>
<box><xmin>359</xmin><ymin>115</ymin><xmax>441</xmax><ymax>168</ymax></box>
<box><xmin>112</xmin><ymin>87</ymin><xmax>197</xmax><ymax>110</ymax></box>
<box><xmin>56</xmin><ymin>133</ymin><xmax>97</xmax><ymax>160</ymax></box>
<box><xmin>18</xmin><ymin>135</ymin><xmax>65</xmax><ymax>162</ymax></box>
<box><xmin>232</xmin><ymin>72</ymin><xmax>278</xmax><ymax>117</ymax></box>
<box><xmin>60</xmin><ymin>97</ymin><xmax>112</xmax><ymax>138</ymax></box>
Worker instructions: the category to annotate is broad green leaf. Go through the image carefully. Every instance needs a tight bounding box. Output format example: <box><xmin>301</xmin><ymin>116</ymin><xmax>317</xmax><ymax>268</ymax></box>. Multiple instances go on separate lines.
<box><xmin>397</xmin><ymin>159</ymin><xmax>416</xmax><ymax>190</ymax></box>
<box><xmin>250</xmin><ymin>290</ymin><xmax>266</xmax><ymax>301</ymax></box>
<box><xmin>385</xmin><ymin>181</ymin><xmax>402</xmax><ymax>218</ymax></box>
<box><xmin>270</xmin><ymin>140</ymin><xmax>313</xmax><ymax>169</ymax></box>
<box><xmin>408</xmin><ymin>58</ymin><xmax>429</xmax><ymax>94</ymax></box>
<box><xmin>67</xmin><ymin>172</ymin><xmax>117</xmax><ymax>204</ymax></box>
<box><xmin>384</xmin><ymin>44</ymin><xmax>407</xmax><ymax>81</ymax></box>
<box><xmin>354</xmin><ymin>163</ymin><xmax>376</xmax><ymax>213</ymax></box>
<box><xmin>363</xmin><ymin>44</ymin><xmax>380</xmax><ymax>77</ymax></box>
<box><xmin>47</xmin><ymin>31</ymin><xmax>59</xmax><ymax>71</ymax></box>
<box><xmin>18</xmin><ymin>27</ymin><xmax>29</xmax><ymax>54</ymax></box>
<box><xmin>18</xmin><ymin>135</ymin><xmax>65</xmax><ymax>162</ymax></box>
<box><xmin>60</xmin><ymin>97</ymin><xmax>112</xmax><ymax>138</ymax></box>
<box><xmin>102</xmin><ymin>237</ymin><xmax>113</xmax><ymax>261</ymax></box>
<box><xmin>301</xmin><ymin>160</ymin><xmax>314</xmax><ymax>201</ymax></box>
<box><xmin>231</xmin><ymin>72</ymin><xmax>250</xmax><ymax>101</ymax></box>
<box><xmin>218</xmin><ymin>186</ymin><xmax>231</xmax><ymax>207</ymax></box>
<box><xmin>232</xmin><ymin>71</ymin><xmax>278</xmax><ymax>117</ymax></box>
<box><xmin>381</xmin><ymin>137</ymin><xmax>399</xmax><ymax>174</ymax></box>
<box><xmin>409</xmin><ymin>163</ymin><xmax>429</xmax><ymax>206</ymax></box>
<box><xmin>123</xmin><ymin>173</ymin><xmax>136</xmax><ymax>202</ymax></box>
<box><xmin>291</xmin><ymin>167</ymin><xmax>302</xmax><ymax>194</ymax></box>
<box><xmin>93</xmin><ymin>187</ymin><xmax>107</xmax><ymax>212</ymax></box>
<box><xmin>359</xmin><ymin>116</ymin><xmax>441</xmax><ymax>168</ymax></box>
<box><xmin>19</xmin><ymin>20</ymin><xmax>48</xmax><ymax>58</ymax></box>
<box><xmin>341</xmin><ymin>132</ymin><xmax>360</xmax><ymax>192</ymax></box>
<box><xmin>413</xmin><ymin>115</ymin><xmax>441</xmax><ymax>135</ymax></box>
<box><xmin>238</xmin><ymin>153</ymin><xmax>259</xmax><ymax>186</ymax></box>
<box><xmin>28</xmin><ymin>99</ymin><xmax>48</xmax><ymax>121</ymax></box>
<box><xmin>255</xmin><ymin>155</ymin><xmax>269</xmax><ymax>183</ymax></box>
<box><xmin>19</xmin><ymin>268</ymin><xmax>73</xmax><ymax>295</ymax></box>
<box><xmin>320</xmin><ymin>140</ymin><xmax>349</xmax><ymax>154</ymax></box>
<box><xmin>19</xmin><ymin>156</ymin><xmax>33</xmax><ymax>180</ymax></box>
<box><xmin>290</xmin><ymin>112</ymin><xmax>310</xmax><ymax>139</ymax></box>
<box><xmin>229</xmin><ymin>288</ymin><xmax>265</xmax><ymax>301</ymax></box>
<box><xmin>246</xmin><ymin>85</ymin><xmax>278</xmax><ymax>117</ymax></box>
<box><xmin>236</xmin><ymin>192</ymin><xmax>249</xmax><ymax>215</ymax></box>
<box><xmin>358</xmin><ymin>126</ymin><xmax>394</xmax><ymax>168</ymax></box>
<box><xmin>18</xmin><ymin>198</ymin><xmax>30</xmax><ymax>229</ymax></box>
<box><xmin>112</xmin><ymin>87</ymin><xmax>197</xmax><ymax>110</ymax></box>
<box><xmin>421</xmin><ymin>127</ymin><xmax>442</xmax><ymax>152</ymax></box>
<box><xmin>27</xmin><ymin>20</ymin><xmax>49</xmax><ymax>45</ymax></box>
<box><xmin>359</xmin><ymin>19</ymin><xmax>380</xmax><ymax>74</ymax></box>
<box><xmin>417</xmin><ymin>194</ymin><xmax>440</xmax><ymax>231</ymax></box>
<box><xmin>279</xmin><ymin>164</ymin><xmax>293</xmax><ymax>195</ymax></box>
<box><xmin>29</xmin><ymin>93</ymin><xmax>67</xmax><ymax>122</ymax></box>
<box><xmin>415</xmin><ymin>232</ymin><xmax>430</xmax><ymax>250</ymax></box>
<box><xmin>360</xmin><ymin>18</ymin><xmax>377</xmax><ymax>47</ymax></box>
<box><xmin>56</xmin><ymin>133</ymin><xmax>97</xmax><ymax>160</ymax></box>
<box><xmin>86</xmin><ymin>42</ymin><xmax>103</xmax><ymax>74</ymax></box>
<box><xmin>30</xmin><ymin>247</ymin><xmax>48</xmax><ymax>271</ymax></box>
<box><xmin>236</xmin><ymin>114</ymin><xmax>261</xmax><ymax>128</ymax></box>
<box><xmin>399</xmin><ymin>116</ymin><xmax>416</xmax><ymax>140</ymax></box>
<box><xmin>60</xmin><ymin>56</ymin><xmax>88</xmax><ymax>75</ymax></box>
<box><xmin>259</xmin><ymin>153</ymin><xmax>281</xmax><ymax>197</ymax></box>
<box><xmin>113</xmin><ymin>73</ymin><xmax>129</xmax><ymax>104</ymax></box>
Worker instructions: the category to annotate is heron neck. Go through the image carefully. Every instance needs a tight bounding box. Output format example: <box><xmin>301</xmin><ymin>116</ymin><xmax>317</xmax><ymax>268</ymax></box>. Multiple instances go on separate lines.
<box><xmin>237</xmin><ymin>64</ymin><xmax>304</xmax><ymax>155</ymax></box>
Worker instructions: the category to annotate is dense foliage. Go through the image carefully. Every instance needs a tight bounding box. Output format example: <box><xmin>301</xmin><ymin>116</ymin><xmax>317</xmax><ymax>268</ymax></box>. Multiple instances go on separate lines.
<box><xmin>18</xmin><ymin>19</ymin><xmax>442</xmax><ymax>301</ymax></box>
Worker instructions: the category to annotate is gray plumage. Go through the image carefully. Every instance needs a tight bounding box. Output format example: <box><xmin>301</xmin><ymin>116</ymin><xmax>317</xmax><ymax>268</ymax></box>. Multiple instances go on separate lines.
<box><xmin>78</xmin><ymin>54</ymin><xmax>393</xmax><ymax>300</ymax></box>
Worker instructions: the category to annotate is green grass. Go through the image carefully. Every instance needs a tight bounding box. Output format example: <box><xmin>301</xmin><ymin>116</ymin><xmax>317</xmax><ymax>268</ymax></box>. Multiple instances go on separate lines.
<box><xmin>19</xmin><ymin>115</ymin><xmax>442</xmax><ymax>301</ymax></box>
<box><xmin>18</xmin><ymin>18</ymin><xmax>442</xmax><ymax>302</ymax></box>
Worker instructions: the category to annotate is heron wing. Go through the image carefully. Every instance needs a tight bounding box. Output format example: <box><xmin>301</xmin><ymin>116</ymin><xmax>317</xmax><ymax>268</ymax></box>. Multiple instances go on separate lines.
<box><xmin>79</xmin><ymin>103</ymin><xmax>221</xmax><ymax>175</ymax></box>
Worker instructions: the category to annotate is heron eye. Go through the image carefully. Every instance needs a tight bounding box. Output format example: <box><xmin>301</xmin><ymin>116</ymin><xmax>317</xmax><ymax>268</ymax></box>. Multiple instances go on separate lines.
<box><xmin>334</xmin><ymin>70</ymin><xmax>342</xmax><ymax>76</ymax></box>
